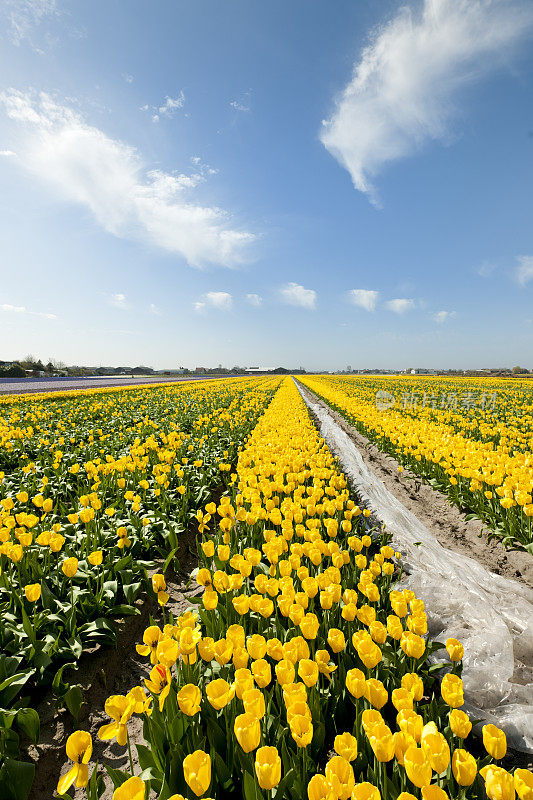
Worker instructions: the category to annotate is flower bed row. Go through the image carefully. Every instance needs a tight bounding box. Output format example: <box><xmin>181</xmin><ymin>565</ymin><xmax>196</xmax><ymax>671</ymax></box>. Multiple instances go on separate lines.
<box><xmin>57</xmin><ymin>377</ymin><xmax>531</xmax><ymax>800</ymax></box>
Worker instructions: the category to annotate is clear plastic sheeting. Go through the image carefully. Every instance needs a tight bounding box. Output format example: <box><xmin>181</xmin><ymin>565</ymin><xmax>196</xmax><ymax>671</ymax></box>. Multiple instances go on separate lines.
<box><xmin>297</xmin><ymin>382</ymin><xmax>533</xmax><ymax>753</ymax></box>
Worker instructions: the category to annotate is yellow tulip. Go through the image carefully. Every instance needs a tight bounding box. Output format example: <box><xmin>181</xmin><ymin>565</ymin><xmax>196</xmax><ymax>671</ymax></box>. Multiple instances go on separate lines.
<box><xmin>242</xmin><ymin>687</ymin><xmax>266</xmax><ymax>719</ymax></box>
<box><xmin>448</xmin><ymin>709</ymin><xmax>471</xmax><ymax>739</ymax></box>
<box><xmin>514</xmin><ymin>768</ymin><xmax>533</xmax><ymax>800</ymax></box>
<box><xmin>205</xmin><ymin>678</ymin><xmax>234</xmax><ymax>710</ymax></box>
<box><xmin>452</xmin><ymin>748</ymin><xmax>477</xmax><ymax>786</ymax></box>
<box><xmin>352</xmin><ymin>783</ymin><xmax>381</xmax><ymax>800</ymax></box>
<box><xmin>255</xmin><ymin>746</ymin><xmax>282</xmax><ymax>790</ymax></box>
<box><xmin>333</xmin><ymin>732</ymin><xmax>358</xmax><ymax>761</ymax></box>
<box><xmin>325</xmin><ymin>756</ymin><xmax>355</xmax><ymax>800</ymax></box>
<box><xmin>346</xmin><ymin>667</ymin><xmax>366</xmax><ymax>699</ymax></box>
<box><xmin>176</xmin><ymin>684</ymin><xmax>201</xmax><ymax>716</ymax></box>
<box><xmin>421</xmin><ymin>787</ymin><xmax>449</xmax><ymax>800</ymax></box>
<box><xmin>440</xmin><ymin>674</ymin><xmax>464</xmax><ymax>708</ymax></box>
<box><xmin>482</xmin><ymin>724</ymin><xmax>507</xmax><ymax>759</ymax></box>
<box><xmin>403</xmin><ymin>746</ymin><xmax>432</xmax><ymax>788</ymax></box>
<box><xmin>445</xmin><ymin>638</ymin><xmax>464</xmax><ymax>662</ymax></box>
<box><xmin>234</xmin><ymin>712</ymin><xmax>261</xmax><ymax>753</ymax></box>
<box><xmin>56</xmin><ymin>730</ymin><xmax>92</xmax><ymax>795</ymax></box>
<box><xmin>307</xmin><ymin>774</ymin><xmax>336</xmax><ymax>800</ymax></box>
<box><xmin>480</xmin><ymin>766</ymin><xmax>515</xmax><ymax>800</ymax></box>
<box><xmin>62</xmin><ymin>556</ymin><xmax>78</xmax><ymax>578</ymax></box>
<box><xmin>183</xmin><ymin>750</ymin><xmax>211</xmax><ymax>797</ymax></box>
<box><xmin>112</xmin><ymin>776</ymin><xmax>146</xmax><ymax>800</ymax></box>
<box><xmin>24</xmin><ymin>583</ymin><xmax>41</xmax><ymax>602</ymax></box>
<box><xmin>98</xmin><ymin>695</ymin><xmax>133</xmax><ymax>746</ymax></box>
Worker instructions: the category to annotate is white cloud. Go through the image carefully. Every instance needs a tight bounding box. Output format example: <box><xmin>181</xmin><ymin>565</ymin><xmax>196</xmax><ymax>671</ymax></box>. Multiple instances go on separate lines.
<box><xmin>348</xmin><ymin>288</ymin><xmax>379</xmax><ymax>311</ymax></box>
<box><xmin>477</xmin><ymin>261</ymin><xmax>496</xmax><ymax>278</ymax></box>
<box><xmin>4</xmin><ymin>0</ymin><xmax>58</xmax><ymax>46</ymax></box>
<box><xmin>230</xmin><ymin>91</ymin><xmax>252</xmax><ymax>113</ymax></box>
<box><xmin>246</xmin><ymin>293</ymin><xmax>262</xmax><ymax>307</ymax></box>
<box><xmin>515</xmin><ymin>255</ymin><xmax>533</xmax><ymax>286</ymax></box>
<box><xmin>1</xmin><ymin>302</ymin><xmax>56</xmax><ymax>319</ymax></box>
<box><xmin>321</xmin><ymin>0</ymin><xmax>533</xmax><ymax>202</ymax></box>
<box><xmin>194</xmin><ymin>291</ymin><xmax>233</xmax><ymax>312</ymax></box>
<box><xmin>148</xmin><ymin>92</ymin><xmax>185</xmax><ymax>122</ymax></box>
<box><xmin>280</xmin><ymin>282</ymin><xmax>317</xmax><ymax>310</ymax></box>
<box><xmin>386</xmin><ymin>298</ymin><xmax>415</xmax><ymax>314</ymax></box>
<box><xmin>109</xmin><ymin>293</ymin><xmax>128</xmax><ymax>309</ymax></box>
<box><xmin>149</xmin><ymin>303</ymin><xmax>162</xmax><ymax>315</ymax></box>
<box><xmin>122</xmin><ymin>73</ymin><xmax>134</xmax><ymax>84</ymax></box>
<box><xmin>0</xmin><ymin>90</ymin><xmax>254</xmax><ymax>268</ymax></box>
<box><xmin>0</xmin><ymin>149</ymin><xmax>16</xmax><ymax>157</ymax></box>
<box><xmin>432</xmin><ymin>309</ymin><xmax>456</xmax><ymax>323</ymax></box>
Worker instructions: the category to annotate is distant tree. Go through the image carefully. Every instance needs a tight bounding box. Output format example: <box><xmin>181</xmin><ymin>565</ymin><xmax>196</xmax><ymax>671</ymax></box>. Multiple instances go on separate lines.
<box><xmin>512</xmin><ymin>366</ymin><xmax>529</xmax><ymax>374</ymax></box>
<box><xmin>0</xmin><ymin>364</ymin><xmax>26</xmax><ymax>378</ymax></box>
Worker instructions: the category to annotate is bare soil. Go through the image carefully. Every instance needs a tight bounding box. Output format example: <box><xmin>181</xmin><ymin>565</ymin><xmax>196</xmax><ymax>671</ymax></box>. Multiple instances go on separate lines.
<box><xmin>296</xmin><ymin>382</ymin><xmax>533</xmax><ymax>589</ymax></box>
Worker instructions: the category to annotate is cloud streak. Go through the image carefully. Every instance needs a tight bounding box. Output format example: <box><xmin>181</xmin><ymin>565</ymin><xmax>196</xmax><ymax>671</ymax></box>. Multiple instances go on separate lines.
<box><xmin>1</xmin><ymin>302</ymin><xmax>56</xmax><ymax>319</ymax></box>
<box><xmin>0</xmin><ymin>90</ymin><xmax>254</xmax><ymax>268</ymax></box>
<box><xmin>321</xmin><ymin>0</ymin><xmax>533</xmax><ymax>203</ymax></box>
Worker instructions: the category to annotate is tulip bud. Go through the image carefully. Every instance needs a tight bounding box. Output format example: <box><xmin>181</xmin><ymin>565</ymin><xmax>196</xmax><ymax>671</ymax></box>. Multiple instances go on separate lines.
<box><xmin>255</xmin><ymin>746</ymin><xmax>282</xmax><ymax>790</ymax></box>
<box><xmin>452</xmin><ymin>748</ymin><xmax>477</xmax><ymax>786</ymax></box>
<box><xmin>482</xmin><ymin>724</ymin><xmax>507</xmax><ymax>760</ymax></box>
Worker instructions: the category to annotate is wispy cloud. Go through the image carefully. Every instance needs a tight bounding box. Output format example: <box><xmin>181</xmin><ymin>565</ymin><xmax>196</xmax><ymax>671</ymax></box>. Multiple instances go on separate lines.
<box><xmin>4</xmin><ymin>0</ymin><xmax>58</xmax><ymax>46</ymax></box>
<box><xmin>432</xmin><ymin>310</ymin><xmax>456</xmax><ymax>323</ymax></box>
<box><xmin>515</xmin><ymin>255</ymin><xmax>533</xmax><ymax>285</ymax></box>
<box><xmin>1</xmin><ymin>302</ymin><xmax>56</xmax><ymax>319</ymax></box>
<box><xmin>230</xmin><ymin>91</ymin><xmax>252</xmax><ymax>113</ymax></box>
<box><xmin>477</xmin><ymin>261</ymin><xmax>496</xmax><ymax>278</ymax></box>
<box><xmin>194</xmin><ymin>291</ymin><xmax>233</xmax><ymax>313</ymax></box>
<box><xmin>122</xmin><ymin>73</ymin><xmax>134</xmax><ymax>84</ymax></box>
<box><xmin>321</xmin><ymin>0</ymin><xmax>533</xmax><ymax>203</ymax></box>
<box><xmin>109</xmin><ymin>293</ymin><xmax>128</xmax><ymax>309</ymax></box>
<box><xmin>280</xmin><ymin>282</ymin><xmax>317</xmax><ymax>310</ymax></box>
<box><xmin>0</xmin><ymin>149</ymin><xmax>16</xmax><ymax>157</ymax></box>
<box><xmin>347</xmin><ymin>289</ymin><xmax>378</xmax><ymax>311</ymax></box>
<box><xmin>0</xmin><ymin>90</ymin><xmax>254</xmax><ymax>268</ymax></box>
<box><xmin>246</xmin><ymin>293</ymin><xmax>262</xmax><ymax>307</ymax></box>
<box><xmin>144</xmin><ymin>91</ymin><xmax>185</xmax><ymax>122</ymax></box>
<box><xmin>149</xmin><ymin>303</ymin><xmax>162</xmax><ymax>315</ymax></box>
<box><xmin>386</xmin><ymin>298</ymin><xmax>415</xmax><ymax>314</ymax></box>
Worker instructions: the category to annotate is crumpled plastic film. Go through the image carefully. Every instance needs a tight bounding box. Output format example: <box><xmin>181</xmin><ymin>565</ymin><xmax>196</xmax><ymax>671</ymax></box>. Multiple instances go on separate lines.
<box><xmin>297</xmin><ymin>382</ymin><xmax>533</xmax><ymax>753</ymax></box>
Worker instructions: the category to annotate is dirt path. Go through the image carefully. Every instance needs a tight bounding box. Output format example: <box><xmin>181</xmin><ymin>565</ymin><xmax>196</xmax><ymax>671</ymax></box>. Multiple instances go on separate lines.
<box><xmin>29</xmin><ymin>531</ymin><xmax>200</xmax><ymax>800</ymax></box>
<box><xmin>296</xmin><ymin>381</ymin><xmax>533</xmax><ymax>588</ymax></box>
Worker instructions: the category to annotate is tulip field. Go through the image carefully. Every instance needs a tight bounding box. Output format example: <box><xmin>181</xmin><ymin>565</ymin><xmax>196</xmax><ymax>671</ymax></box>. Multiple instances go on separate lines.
<box><xmin>0</xmin><ymin>376</ymin><xmax>530</xmax><ymax>800</ymax></box>
<box><xmin>47</xmin><ymin>377</ymin><xmax>528</xmax><ymax>800</ymax></box>
<box><xmin>300</xmin><ymin>375</ymin><xmax>533</xmax><ymax>552</ymax></box>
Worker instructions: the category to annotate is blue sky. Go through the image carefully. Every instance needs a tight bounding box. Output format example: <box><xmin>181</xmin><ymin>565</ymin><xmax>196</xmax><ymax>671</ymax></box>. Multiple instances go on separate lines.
<box><xmin>0</xmin><ymin>0</ymin><xmax>532</xmax><ymax>370</ymax></box>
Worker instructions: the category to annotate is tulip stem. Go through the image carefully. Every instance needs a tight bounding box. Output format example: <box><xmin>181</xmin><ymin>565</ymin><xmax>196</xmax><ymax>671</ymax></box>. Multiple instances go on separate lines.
<box><xmin>127</xmin><ymin>732</ymin><xmax>134</xmax><ymax>774</ymax></box>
